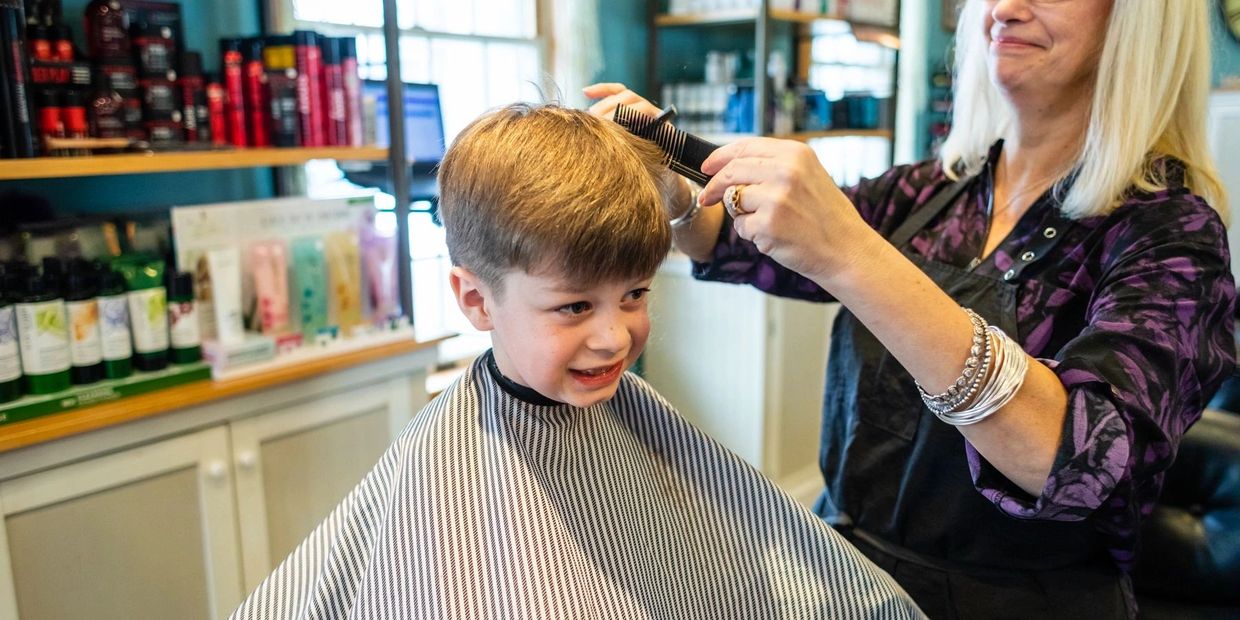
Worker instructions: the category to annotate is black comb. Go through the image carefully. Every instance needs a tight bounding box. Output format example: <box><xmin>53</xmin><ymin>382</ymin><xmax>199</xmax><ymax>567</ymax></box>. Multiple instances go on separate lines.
<box><xmin>614</xmin><ymin>104</ymin><xmax>720</xmax><ymax>187</ymax></box>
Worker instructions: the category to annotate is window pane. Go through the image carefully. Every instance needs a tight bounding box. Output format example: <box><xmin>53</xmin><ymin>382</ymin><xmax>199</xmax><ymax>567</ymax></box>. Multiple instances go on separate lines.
<box><xmin>484</xmin><ymin>42</ymin><xmax>541</xmax><ymax>107</ymax></box>
<box><xmin>396</xmin><ymin>0</ymin><xmax>416</xmax><ymax>30</ymax></box>
<box><xmin>474</xmin><ymin>0</ymin><xmax>536</xmax><ymax>38</ymax></box>
<box><xmin>358</xmin><ymin>33</ymin><xmax>387</xmax><ymax>80</ymax></box>
<box><xmin>293</xmin><ymin>0</ymin><xmax>383</xmax><ymax>28</ymax></box>
<box><xmin>414</xmin><ymin>0</ymin><xmax>472</xmax><ymax>34</ymax></box>
<box><xmin>399</xmin><ymin>36</ymin><xmax>431</xmax><ymax>84</ymax></box>
<box><xmin>430</xmin><ymin>38</ymin><xmax>488</xmax><ymax>140</ymax></box>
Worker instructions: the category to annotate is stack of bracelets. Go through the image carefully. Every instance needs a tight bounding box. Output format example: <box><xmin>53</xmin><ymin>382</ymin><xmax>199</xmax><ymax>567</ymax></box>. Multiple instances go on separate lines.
<box><xmin>917</xmin><ymin>308</ymin><xmax>1030</xmax><ymax>426</ymax></box>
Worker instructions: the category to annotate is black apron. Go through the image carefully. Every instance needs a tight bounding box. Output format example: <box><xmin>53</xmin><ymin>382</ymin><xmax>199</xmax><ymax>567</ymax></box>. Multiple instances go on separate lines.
<box><xmin>813</xmin><ymin>178</ymin><xmax>1135</xmax><ymax>619</ymax></box>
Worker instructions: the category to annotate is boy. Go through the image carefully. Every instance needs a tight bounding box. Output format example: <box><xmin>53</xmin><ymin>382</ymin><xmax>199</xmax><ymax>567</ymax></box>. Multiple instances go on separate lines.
<box><xmin>229</xmin><ymin>104</ymin><xmax>923</xmax><ymax>619</ymax></box>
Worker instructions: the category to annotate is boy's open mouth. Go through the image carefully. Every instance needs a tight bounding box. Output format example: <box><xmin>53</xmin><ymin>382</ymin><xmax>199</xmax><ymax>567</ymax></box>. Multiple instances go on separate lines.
<box><xmin>569</xmin><ymin>360</ymin><xmax>624</xmax><ymax>385</ymax></box>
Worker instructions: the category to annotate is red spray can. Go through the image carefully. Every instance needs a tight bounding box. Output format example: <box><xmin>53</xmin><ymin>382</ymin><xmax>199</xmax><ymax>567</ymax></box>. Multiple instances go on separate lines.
<box><xmin>220</xmin><ymin>37</ymin><xmax>246</xmax><ymax>147</ymax></box>
<box><xmin>242</xmin><ymin>37</ymin><xmax>269</xmax><ymax>147</ymax></box>
<box><xmin>292</xmin><ymin>30</ymin><xmax>324</xmax><ymax>147</ymax></box>
<box><xmin>339</xmin><ymin>37</ymin><xmax>362</xmax><ymax>147</ymax></box>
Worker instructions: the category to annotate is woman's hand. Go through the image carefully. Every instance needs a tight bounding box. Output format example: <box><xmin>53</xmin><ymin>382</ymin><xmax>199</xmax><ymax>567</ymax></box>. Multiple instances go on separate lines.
<box><xmin>699</xmin><ymin>138</ymin><xmax>880</xmax><ymax>286</ymax></box>
<box><xmin>583</xmin><ymin>83</ymin><xmax>663</xmax><ymax>121</ymax></box>
<box><xmin>584</xmin><ymin>82</ymin><xmax>697</xmax><ymax>223</ymax></box>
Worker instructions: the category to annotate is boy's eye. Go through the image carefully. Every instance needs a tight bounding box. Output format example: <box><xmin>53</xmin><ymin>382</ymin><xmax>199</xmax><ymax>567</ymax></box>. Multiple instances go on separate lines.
<box><xmin>625</xmin><ymin>288</ymin><xmax>652</xmax><ymax>302</ymax></box>
<box><xmin>558</xmin><ymin>301</ymin><xmax>591</xmax><ymax>315</ymax></box>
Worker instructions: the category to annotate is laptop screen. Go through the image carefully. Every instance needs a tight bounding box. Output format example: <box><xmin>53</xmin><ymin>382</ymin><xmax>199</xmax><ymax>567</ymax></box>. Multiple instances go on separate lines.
<box><xmin>362</xmin><ymin>80</ymin><xmax>446</xmax><ymax>172</ymax></box>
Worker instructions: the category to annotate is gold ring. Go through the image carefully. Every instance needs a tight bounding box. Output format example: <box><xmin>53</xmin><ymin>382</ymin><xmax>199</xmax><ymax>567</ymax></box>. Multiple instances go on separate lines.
<box><xmin>723</xmin><ymin>184</ymin><xmax>748</xmax><ymax>217</ymax></box>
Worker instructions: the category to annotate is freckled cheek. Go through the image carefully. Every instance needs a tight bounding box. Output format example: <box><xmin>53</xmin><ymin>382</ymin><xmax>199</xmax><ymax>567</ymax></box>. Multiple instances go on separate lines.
<box><xmin>628</xmin><ymin>313</ymin><xmax>653</xmax><ymax>359</ymax></box>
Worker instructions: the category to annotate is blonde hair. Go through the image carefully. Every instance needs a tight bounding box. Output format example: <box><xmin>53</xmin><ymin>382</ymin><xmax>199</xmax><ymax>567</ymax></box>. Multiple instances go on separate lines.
<box><xmin>940</xmin><ymin>0</ymin><xmax>1227</xmax><ymax>223</ymax></box>
<box><xmin>438</xmin><ymin>103</ymin><xmax>672</xmax><ymax>293</ymax></box>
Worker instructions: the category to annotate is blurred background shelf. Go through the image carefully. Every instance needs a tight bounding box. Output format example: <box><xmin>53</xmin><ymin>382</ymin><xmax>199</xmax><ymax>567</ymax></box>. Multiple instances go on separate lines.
<box><xmin>0</xmin><ymin>146</ymin><xmax>389</xmax><ymax>180</ymax></box>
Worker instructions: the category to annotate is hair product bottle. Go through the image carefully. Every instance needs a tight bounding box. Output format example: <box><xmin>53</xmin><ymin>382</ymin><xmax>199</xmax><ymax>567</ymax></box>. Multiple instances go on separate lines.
<box><xmin>263</xmin><ymin>35</ymin><xmax>299</xmax><ymax>147</ymax></box>
<box><xmin>114</xmin><ymin>256</ymin><xmax>167</xmax><ymax>371</ymax></box>
<box><xmin>96</xmin><ymin>267</ymin><xmax>132</xmax><ymax>378</ymax></box>
<box><xmin>167</xmin><ymin>271</ymin><xmax>200</xmax><ymax>363</ymax></box>
<box><xmin>64</xmin><ymin>269</ymin><xmax>103</xmax><ymax>384</ymax></box>
<box><xmin>0</xmin><ymin>274</ymin><xmax>22</xmax><ymax>403</ymax></box>
<box><xmin>84</xmin><ymin>0</ymin><xmax>129</xmax><ymax>60</ymax></box>
<box><xmin>15</xmin><ymin>273</ymin><xmax>71</xmax><ymax>394</ymax></box>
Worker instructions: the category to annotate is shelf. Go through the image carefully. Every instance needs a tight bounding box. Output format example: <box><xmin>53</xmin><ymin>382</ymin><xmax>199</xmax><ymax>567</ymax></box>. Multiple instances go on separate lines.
<box><xmin>655</xmin><ymin>9</ymin><xmax>895</xmax><ymax>31</ymax></box>
<box><xmin>0</xmin><ymin>146</ymin><xmax>389</xmax><ymax>181</ymax></box>
<box><xmin>0</xmin><ymin>335</ymin><xmax>447</xmax><ymax>453</ymax></box>
<box><xmin>779</xmin><ymin>128</ymin><xmax>893</xmax><ymax>141</ymax></box>
<box><xmin>702</xmin><ymin>129</ymin><xmax>891</xmax><ymax>143</ymax></box>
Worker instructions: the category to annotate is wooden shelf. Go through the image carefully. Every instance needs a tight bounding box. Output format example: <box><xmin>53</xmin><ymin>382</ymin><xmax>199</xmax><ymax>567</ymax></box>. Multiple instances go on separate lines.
<box><xmin>0</xmin><ymin>146</ymin><xmax>389</xmax><ymax>181</ymax></box>
<box><xmin>0</xmin><ymin>336</ymin><xmax>446</xmax><ymax>453</ymax></box>
<box><xmin>655</xmin><ymin>9</ymin><xmax>894</xmax><ymax>29</ymax></box>
<box><xmin>779</xmin><ymin>128</ymin><xmax>893</xmax><ymax>141</ymax></box>
<box><xmin>703</xmin><ymin>129</ymin><xmax>891</xmax><ymax>143</ymax></box>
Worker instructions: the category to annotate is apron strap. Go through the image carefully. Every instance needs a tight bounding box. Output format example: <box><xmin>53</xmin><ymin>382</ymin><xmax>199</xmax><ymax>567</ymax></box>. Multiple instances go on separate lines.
<box><xmin>887</xmin><ymin>175</ymin><xmax>976</xmax><ymax>249</ymax></box>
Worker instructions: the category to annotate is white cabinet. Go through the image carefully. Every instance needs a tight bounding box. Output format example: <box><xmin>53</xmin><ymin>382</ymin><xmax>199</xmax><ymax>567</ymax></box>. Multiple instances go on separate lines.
<box><xmin>232</xmin><ymin>379</ymin><xmax>418</xmax><ymax>590</ymax></box>
<box><xmin>0</xmin><ymin>345</ymin><xmax>435</xmax><ymax>619</ymax></box>
<box><xmin>0</xmin><ymin>426</ymin><xmax>244</xmax><ymax>620</ymax></box>
<box><xmin>645</xmin><ymin>257</ymin><xmax>836</xmax><ymax>505</ymax></box>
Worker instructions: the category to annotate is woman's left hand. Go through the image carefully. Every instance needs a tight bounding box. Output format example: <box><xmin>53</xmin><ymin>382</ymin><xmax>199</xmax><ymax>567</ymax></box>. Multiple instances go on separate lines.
<box><xmin>699</xmin><ymin>138</ymin><xmax>880</xmax><ymax>287</ymax></box>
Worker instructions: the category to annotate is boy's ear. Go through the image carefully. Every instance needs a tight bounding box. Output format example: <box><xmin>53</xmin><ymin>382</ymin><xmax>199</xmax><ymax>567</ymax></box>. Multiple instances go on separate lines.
<box><xmin>449</xmin><ymin>266</ymin><xmax>495</xmax><ymax>331</ymax></box>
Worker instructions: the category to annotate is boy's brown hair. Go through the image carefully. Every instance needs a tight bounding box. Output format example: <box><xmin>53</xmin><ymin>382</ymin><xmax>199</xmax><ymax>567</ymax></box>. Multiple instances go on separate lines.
<box><xmin>437</xmin><ymin>103</ymin><xmax>672</xmax><ymax>293</ymax></box>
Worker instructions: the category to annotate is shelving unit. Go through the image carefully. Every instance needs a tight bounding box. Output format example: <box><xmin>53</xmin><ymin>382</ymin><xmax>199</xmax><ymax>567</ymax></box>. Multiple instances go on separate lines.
<box><xmin>0</xmin><ymin>147</ymin><xmax>389</xmax><ymax>181</ymax></box>
<box><xmin>0</xmin><ymin>2</ymin><xmax>420</xmax><ymax>430</ymax></box>
<box><xmin>649</xmin><ymin>0</ymin><xmax>901</xmax><ymax>147</ymax></box>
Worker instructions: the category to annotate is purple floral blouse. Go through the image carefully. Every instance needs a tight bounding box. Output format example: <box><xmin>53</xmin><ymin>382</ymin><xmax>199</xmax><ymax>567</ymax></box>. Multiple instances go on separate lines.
<box><xmin>691</xmin><ymin>148</ymin><xmax>1237</xmax><ymax>572</ymax></box>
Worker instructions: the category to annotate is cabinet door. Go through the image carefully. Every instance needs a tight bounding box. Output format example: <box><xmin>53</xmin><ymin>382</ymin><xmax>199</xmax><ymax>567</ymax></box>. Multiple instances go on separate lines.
<box><xmin>0</xmin><ymin>426</ymin><xmax>244</xmax><ymax>620</ymax></box>
<box><xmin>231</xmin><ymin>378</ymin><xmax>415</xmax><ymax>591</ymax></box>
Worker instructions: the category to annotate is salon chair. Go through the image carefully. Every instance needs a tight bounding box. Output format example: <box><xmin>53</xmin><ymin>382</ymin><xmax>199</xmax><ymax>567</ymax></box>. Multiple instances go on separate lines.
<box><xmin>1133</xmin><ymin>408</ymin><xmax>1240</xmax><ymax>619</ymax></box>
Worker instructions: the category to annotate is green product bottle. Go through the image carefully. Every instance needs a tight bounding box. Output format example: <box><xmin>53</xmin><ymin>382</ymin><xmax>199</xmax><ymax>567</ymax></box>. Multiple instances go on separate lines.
<box><xmin>64</xmin><ymin>270</ymin><xmax>105</xmax><ymax>385</ymax></box>
<box><xmin>0</xmin><ymin>274</ymin><xmax>22</xmax><ymax>403</ymax></box>
<box><xmin>113</xmin><ymin>256</ymin><xmax>168</xmax><ymax>372</ymax></box>
<box><xmin>97</xmin><ymin>269</ymin><xmax>133</xmax><ymax>379</ymax></box>
<box><xmin>167</xmin><ymin>272</ymin><xmax>201</xmax><ymax>364</ymax></box>
<box><xmin>15</xmin><ymin>274</ymin><xmax>72</xmax><ymax>395</ymax></box>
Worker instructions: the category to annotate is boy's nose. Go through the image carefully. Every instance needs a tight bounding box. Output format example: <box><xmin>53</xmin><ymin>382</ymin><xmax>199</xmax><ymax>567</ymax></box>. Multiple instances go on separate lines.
<box><xmin>586</xmin><ymin>320</ymin><xmax>630</xmax><ymax>354</ymax></box>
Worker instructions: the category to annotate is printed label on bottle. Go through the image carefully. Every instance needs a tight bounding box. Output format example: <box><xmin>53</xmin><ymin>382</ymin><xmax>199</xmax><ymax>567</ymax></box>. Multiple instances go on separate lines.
<box><xmin>67</xmin><ymin>299</ymin><xmax>103</xmax><ymax>367</ymax></box>
<box><xmin>98</xmin><ymin>294</ymin><xmax>133</xmax><ymax>361</ymax></box>
<box><xmin>0</xmin><ymin>306</ymin><xmax>20</xmax><ymax>382</ymax></box>
<box><xmin>15</xmin><ymin>300</ymin><xmax>71</xmax><ymax>375</ymax></box>
<box><xmin>127</xmin><ymin>288</ymin><xmax>169</xmax><ymax>354</ymax></box>
<box><xmin>169</xmin><ymin>301</ymin><xmax>201</xmax><ymax>349</ymax></box>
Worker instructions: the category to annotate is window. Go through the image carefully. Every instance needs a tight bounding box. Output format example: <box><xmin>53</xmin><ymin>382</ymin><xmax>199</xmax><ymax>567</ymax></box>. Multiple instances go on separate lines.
<box><xmin>281</xmin><ymin>0</ymin><xmax>546</xmax><ymax>361</ymax></box>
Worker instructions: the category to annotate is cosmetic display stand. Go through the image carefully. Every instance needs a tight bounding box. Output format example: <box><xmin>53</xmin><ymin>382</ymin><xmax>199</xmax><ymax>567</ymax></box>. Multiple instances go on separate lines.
<box><xmin>0</xmin><ymin>3</ymin><xmax>442</xmax><ymax>619</ymax></box>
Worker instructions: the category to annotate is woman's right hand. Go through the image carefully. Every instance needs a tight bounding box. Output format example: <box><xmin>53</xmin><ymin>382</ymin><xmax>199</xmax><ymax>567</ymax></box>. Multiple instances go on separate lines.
<box><xmin>582</xmin><ymin>83</ymin><xmax>663</xmax><ymax>122</ymax></box>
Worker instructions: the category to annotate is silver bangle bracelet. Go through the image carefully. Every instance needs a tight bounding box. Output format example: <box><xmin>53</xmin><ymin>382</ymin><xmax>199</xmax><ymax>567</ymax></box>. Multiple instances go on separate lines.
<box><xmin>934</xmin><ymin>326</ymin><xmax>1029</xmax><ymax>426</ymax></box>
<box><xmin>918</xmin><ymin>308</ymin><xmax>990</xmax><ymax>411</ymax></box>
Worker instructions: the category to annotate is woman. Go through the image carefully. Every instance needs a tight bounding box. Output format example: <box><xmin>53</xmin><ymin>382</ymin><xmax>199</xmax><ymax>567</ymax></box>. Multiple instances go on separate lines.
<box><xmin>587</xmin><ymin>0</ymin><xmax>1234</xmax><ymax>618</ymax></box>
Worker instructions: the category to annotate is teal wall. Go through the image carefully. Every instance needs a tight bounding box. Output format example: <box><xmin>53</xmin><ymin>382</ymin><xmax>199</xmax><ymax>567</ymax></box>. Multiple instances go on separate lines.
<box><xmin>595</xmin><ymin>0</ymin><xmax>649</xmax><ymax>91</ymax></box>
<box><xmin>1</xmin><ymin>0</ymin><xmax>271</xmax><ymax>215</ymax></box>
<box><xmin>1213</xmin><ymin>4</ymin><xmax>1240</xmax><ymax>87</ymax></box>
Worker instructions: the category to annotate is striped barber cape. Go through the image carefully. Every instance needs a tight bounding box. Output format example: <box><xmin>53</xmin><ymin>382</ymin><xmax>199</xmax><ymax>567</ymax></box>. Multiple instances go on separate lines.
<box><xmin>230</xmin><ymin>352</ymin><xmax>924</xmax><ymax>620</ymax></box>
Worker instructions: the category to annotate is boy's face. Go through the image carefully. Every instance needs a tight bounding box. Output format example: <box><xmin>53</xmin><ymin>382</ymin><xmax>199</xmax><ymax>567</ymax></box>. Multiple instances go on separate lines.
<box><xmin>451</xmin><ymin>267</ymin><xmax>654</xmax><ymax>408</ymax></box>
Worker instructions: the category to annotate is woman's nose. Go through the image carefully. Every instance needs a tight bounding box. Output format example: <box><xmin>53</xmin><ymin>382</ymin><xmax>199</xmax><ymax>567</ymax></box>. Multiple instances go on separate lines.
<box><xmin>990</xmin><ymin>0</ymin><xmax>1033</xmax><ymax>23</ymax></box>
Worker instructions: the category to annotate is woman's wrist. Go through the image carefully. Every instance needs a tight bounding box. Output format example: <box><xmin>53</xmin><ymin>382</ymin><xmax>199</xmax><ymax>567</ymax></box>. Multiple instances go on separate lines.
<box><xmin>807</xmin><ymin>222</ymin><xmax>888</xmax><ymax>294</ymax></box>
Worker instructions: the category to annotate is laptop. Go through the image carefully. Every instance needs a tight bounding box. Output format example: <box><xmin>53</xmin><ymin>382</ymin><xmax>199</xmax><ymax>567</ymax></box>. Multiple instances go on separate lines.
<box><xmin>345</xmin><ymin>81</ymin><xmax>447</xmax><ymax>201</ymax></box>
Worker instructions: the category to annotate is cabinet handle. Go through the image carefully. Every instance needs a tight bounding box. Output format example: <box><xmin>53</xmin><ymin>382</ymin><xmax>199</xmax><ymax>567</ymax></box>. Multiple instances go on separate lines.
<box><xmin>237</xmin><ymin>451</ymin><xmax>258</xmax><ymax>470</ymax></box>
<box><xmin>206</xmin><ymin>461</ymin><xmax>229</xmax><ymax>481</ymax></box>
